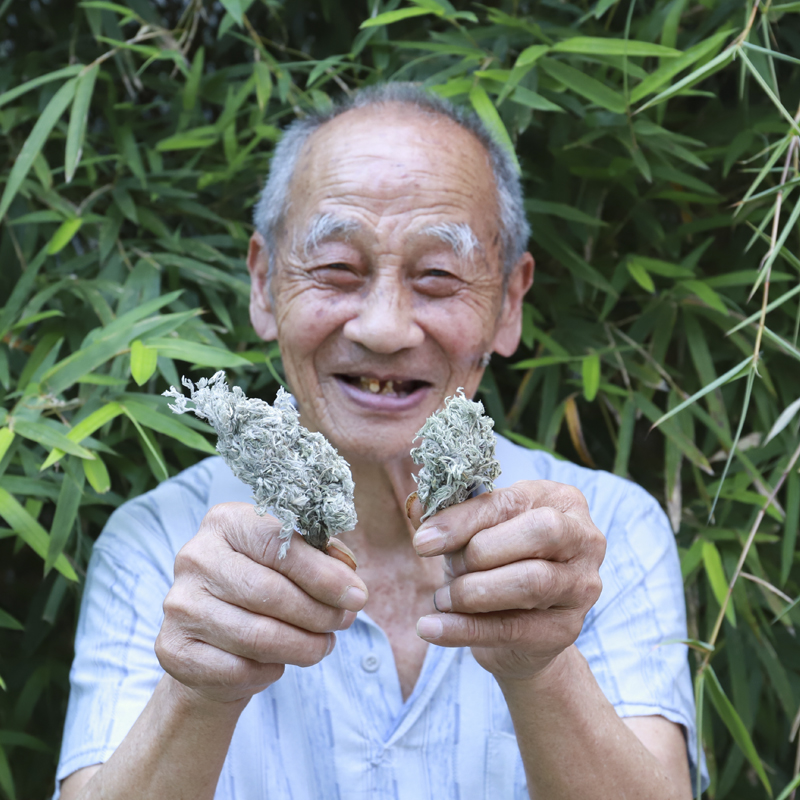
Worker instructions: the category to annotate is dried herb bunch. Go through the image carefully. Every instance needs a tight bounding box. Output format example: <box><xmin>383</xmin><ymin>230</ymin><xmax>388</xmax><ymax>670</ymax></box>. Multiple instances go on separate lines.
<box><xmin>163</xmin><ymin>371</ymin><xmax>357</xmax><ymax>557</ymax></box>
<box><xmin>410</xmin><ymin>389</ymin><xmax>501</xmax><ymax>521</ymax></box>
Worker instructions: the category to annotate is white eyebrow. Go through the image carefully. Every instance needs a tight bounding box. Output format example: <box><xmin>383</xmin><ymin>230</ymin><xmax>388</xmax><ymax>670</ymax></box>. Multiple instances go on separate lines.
<box><xmin>302</xmin><ymin>212</ymin><xmax>361</xmax><ymax>257</ymax></box>
<box><xmin>420</xmin><ymin>222</ymin><xmax>480</xmax><ymax>261</ymax></box>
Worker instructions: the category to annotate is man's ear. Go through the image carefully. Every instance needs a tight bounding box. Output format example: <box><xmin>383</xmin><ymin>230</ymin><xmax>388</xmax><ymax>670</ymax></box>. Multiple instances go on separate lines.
<box><xmin>491</xmin><ymin>252</ymin><xmax>535</xmax><ymax>357</ymax></box>
<box><xmin>248</xmin><ymin>232</ymin><xmax>278</xmax><ymax>342</ymax></box>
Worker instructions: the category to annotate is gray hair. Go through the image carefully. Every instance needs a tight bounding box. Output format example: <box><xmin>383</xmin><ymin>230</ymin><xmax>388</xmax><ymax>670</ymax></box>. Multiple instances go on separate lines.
<box><xmin>253</xmin><ymin>83</ymin><xmax>530</xmax><ymax>277</ymax></box>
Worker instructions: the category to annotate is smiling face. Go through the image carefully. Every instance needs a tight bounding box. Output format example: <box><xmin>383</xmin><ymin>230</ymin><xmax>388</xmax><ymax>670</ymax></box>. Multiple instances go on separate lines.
<box><xmin>248</xmin><ymin>104</ymin><xmax>533</xmax><ymax>464</ymax></box>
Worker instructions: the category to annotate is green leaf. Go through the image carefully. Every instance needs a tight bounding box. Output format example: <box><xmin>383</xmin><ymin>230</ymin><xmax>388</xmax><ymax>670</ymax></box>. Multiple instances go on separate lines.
<box><xmin>679</xmin><ymin>279</ymin><xmax>728</xmax><ymax>315</ymax></box>
<box><xmin>254</xmin><ymin>60</ymin><xmax>272</xmax><ymax>112</ymax></box>
<box><xmin>626</xmin><ymin>260</ymin><xmax>655</xmax><ymax>292</ymax></box>
<box><xmin>46</xmin><ymin>459</ymin><xmax>84</xmax><ymax>574</ymax></box>
<box><xmin>122</xmin><ymin>408</ymin><xmax>168</xmax><ymax>482</ymax></box>
<box><xmin>360</xmin><ymin>7</ymin><xmax>437</xmax><ymax>28</ymax></box>
<box><xmin>702</xmin><ymin>540</ymin><xmax>735</xmax><ymax>626</ymax></box>
<box><xmin>121</xmin><ymin>400</ymin><xmax>217</xmax><ymax>455</ymax></box>
<box><xmin>12</xmin><ymin>420</ymin><xmax>95</xmax><ymax>460</ymax></box>
<box><xmin>0</xmin><ymin>64</ymin><xmax>81</xmax><ymax>111</ymax></box>
<box><xmin>613</xmin><ymin>398</ymin><xmax>636</xmax><ymax>477</ymax></box>
<box><xmin>130</xmin><ymin>339</ymin><xmax>158</xmax><ymax>386</ymax></box>
<box><xmin>525</xmin><ymin>199</ymin><xmax>605</xmax><ymax>226</ymax></box>
<box><xmin>552</xmin><ymin>37</ymin><xmax>681</xmax><ymax>58</ymax></box>
<box><xmin>0</xmin><ymin>608</ymin><xmax>23</xmax><ymax>631</ymax></box>
<box><xmin>46</xmin><ymin>218</ymin><xmax>83</xmax><ymax>255</ymax></box>
<box><xmin>219</xmin><ymin>0</ymin><xmax>244</xmax><ymax>25</ymax></box>
<box><xmin>469</xmin><ymin>83</ymin><xmax>520</xmax><ymax>173</ymax></box>
<box><xmin>0</xmin><ymin>746</ymin><xmax>14</xmax><ymax>800</ymax></box>
<box><xmin>65</xmin><ymin>64</ymin><xmax>99</xmax><ymax>183</ymax></box>
<box><xmin>183</xmin><ymin>46</ymin><xmax>205</xmax><ymax>112</ymax></box>
<box><xmin>40</xmin><ymin>402</ymin><xmax>124</xmax><ymax>470</ymax></box>
<box><xmin>705</xmin><ymin>666</ymin><xmax>772</xmax><ymax>796</ymax></box>
<box><xmin>0</xmin><ymin>78</ymin><xmax>78</xmax><ymax>220</ymax></box>
<box><xmin>0</xmin><ymin>488</ymin><xmax>78</xmax><ymax>581</ymax></box>
<box><xmin>0</xmin><ymin>429</ymin><xmax>14</xmax><ymax>463</ymax></box>
<box><xmin>628</xmin><ymin>255</ymin><xmax>693</xmax><ymax>278</ymax></box>
<box><xmin>83</xmin><ymin>453</ymin><xmax>111</xmax><ymax>494</ymax></box>
<box><xmin>650</xmin><ymin>356</ymin><xmax>752</xmax><ymax>430</ymax></box>
<box><xmin>146</xmin><ymin>338</ymin><xmax>253</xmax><ymax>369</ymax></box>
<box><xmin>582</xmin><ymin>354</ymin><xmax>601</xmax><ymax>402</ymax></box>
<box><xmin>539</xmin><ymin>58</ymin><xmax>626</xmax><ymax>113</ymax></box>
<box><xmin>781</xmin><ymin>469</ymin><xmax>799</xmax><ymax>586</ymax></box>
<box><xmin>514</xmin><ymin>44</ymin><xmax>549</xmax><ymax>68</ymax></box>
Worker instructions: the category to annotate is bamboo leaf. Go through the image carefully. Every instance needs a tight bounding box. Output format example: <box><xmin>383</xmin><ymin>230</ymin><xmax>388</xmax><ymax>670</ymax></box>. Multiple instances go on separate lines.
<box><xmin>552</xmin><ymin>37</ymin><xmax>681</xmax><ymax>57</ymax></box>
<box><xmin>469</xmin><ymin>83</ymin><xmax>519</xmax><ymax>172</ymax></box>
<box><xmin>705</xmin><ymin>666</ymin><xmax>772</xmax><ymax>796</ymax></box>
<box><xmin>46</xmin><ymin>218</ymin><xmax>83</xmax><ymax>255</ymax></box>
<box><xmin>651</xmin><ymin>356</ymin><xmax>752</xmax><ymax>430</ymax></box>
<box><xmin>83</xmin><ymin>452</ymin><xmax>111</xmax><ymax>494</ymax></box>
<box><xmin>702</xmin><ymin>540</ymin><xmax>736</xmax><ymax>626</ymax></box>
<box><xmin>45</xmin><ymin>459</ymin><xmax>84</xmax><ymax>574</ymax></box>
<box><xmin>0</xmin><ymin>78</ymin><xmax>78</xmax><ymax>220</ymax></box>
<box><xmin>627</xmin><ymin>259</ymin><xmax>655</xmax><ymax>292</ymax></box>
<box><xmin>40</xmin><ymin>402</ymin><xmax>124</xmax><ymax>470</ymax></box>
<box><xmin>0</xmin><ymin>488</ymin><xmax>78</xmax><ymax>581</ymax></box>
<box><xmin>0</xmin><ymin>64</ymin><xmax>81</xmax><ymax>111</ymax></box>
<box><xmin>12</xmin><ymin>420</ymin><xmax>95</xmax><ymax>460</ymax></box>
<box><xmin>130</xmin><ymin>339</ymin><xmax>158</xmax><ymax>386</ymax></box>
<box><xmin>145</xmin><ymin>338</ymin><xmax>251</xmax><ymax>369</ymax></box>
<box><xmin>65</xmin><ymin>64</ymin><xmax>99</xmax><ymax>183</ymax></box>
<box><xmin>360</xmin><ymin>7</ymin><xmax>437</xmax><ymax>28</ymax></box>
<box><xmin>582</xmin><ymin>354</ymin><xmax>601</xmax><ymax>402</ymax></box>
<box><xmin>0</xmin><ymin>608</ymin><xmax>23</xmax><ymax>631</ymax></box>
<box><xmin>766</xmin><ymin>397</ymin><xmax>800</xmax><ymax>444</ymax></box>
<box><xmin>781</xmin><ymin>470</ymin><xmax>799</xmax><ymax>586</ymax></box>
<box><xmin>539</xmin><ymin>58</ymin><xmax>626</xmax><ymax>113</ymax></box>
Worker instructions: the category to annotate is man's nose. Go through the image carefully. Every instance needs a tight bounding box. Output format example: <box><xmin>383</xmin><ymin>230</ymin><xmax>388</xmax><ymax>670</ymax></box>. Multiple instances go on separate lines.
<box><xmin>342</xmin><ymin>277</ymin><xmax>424</xmax><ymax>353</ymax></box>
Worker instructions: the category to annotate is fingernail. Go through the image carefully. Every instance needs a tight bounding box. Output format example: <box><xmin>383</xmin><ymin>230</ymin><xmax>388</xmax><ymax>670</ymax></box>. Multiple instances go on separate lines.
<box><xmin>326</xmin><ymin>633</ymin><xmax>336</xmax><ymax>656</ymax></box>
<box><xmin>433</xmin><ymin>585</ymin><xmax>452</xmax><ymax>612</ymax></box>
<box><xmin>413</xmin><ymin>526</ymin><xmax>445</xmax><ymax>556</ymax></box>
<box><xmin>338</xmin><ymin>586</ymin><xmax>367</xmax><ymax>612</ymax></box>
<box><xmin>417</xmin><ymin>615</ymin><xmax>443</xmax><ymax>640</ymax></box>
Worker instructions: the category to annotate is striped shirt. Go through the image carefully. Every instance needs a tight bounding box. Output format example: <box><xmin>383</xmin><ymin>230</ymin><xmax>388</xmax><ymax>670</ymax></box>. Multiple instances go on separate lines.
<box><xmin>54</xmin><ymin>434</ymin><xmax>705</xmax><ymax>798</ymax></box>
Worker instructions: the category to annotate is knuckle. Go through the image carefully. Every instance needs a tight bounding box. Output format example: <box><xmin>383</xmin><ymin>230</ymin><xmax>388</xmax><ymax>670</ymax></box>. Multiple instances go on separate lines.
<box><xmin>521</xmin><ymin>563</ymin><xmax>550</xmax><ymax>607</ymax></box>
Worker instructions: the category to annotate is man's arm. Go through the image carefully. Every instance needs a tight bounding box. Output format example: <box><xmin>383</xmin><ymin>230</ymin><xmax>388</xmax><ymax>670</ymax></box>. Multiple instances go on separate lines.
<box><xmin>411</xmin><ymin>480</ymin><xmax>694</xmax><ymax>799</ymax></box>
<box><xmin>58</xmin><ymin>502</ymin><xmax>367</xmax><ymax>800</ymax></box>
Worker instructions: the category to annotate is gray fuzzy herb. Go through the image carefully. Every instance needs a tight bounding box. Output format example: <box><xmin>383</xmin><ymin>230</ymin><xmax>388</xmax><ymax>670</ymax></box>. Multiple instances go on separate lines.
<box><xmin>410</xmin><ymin>389</ymin><xmax>501</xmax><ymax>521</ymax></box>
<box><xmin>163</xmin><ymin>371</ymin><xmax>357</xmax><ymax>557</ymax></box>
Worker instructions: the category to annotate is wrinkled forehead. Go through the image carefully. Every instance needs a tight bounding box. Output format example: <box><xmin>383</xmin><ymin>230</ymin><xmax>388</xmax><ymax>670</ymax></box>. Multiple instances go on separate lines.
<box><xmin>285</xmin><ymin>104</ymin><xmax>501</xmax><ymax>244</ymax></box>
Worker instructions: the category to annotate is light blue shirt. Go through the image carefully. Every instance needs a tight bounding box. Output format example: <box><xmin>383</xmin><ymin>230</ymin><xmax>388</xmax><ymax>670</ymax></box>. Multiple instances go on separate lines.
<box><xmin>55</xmin><ymin>434</ymin><xmax>706</xmax><ymax>798</ymax></box>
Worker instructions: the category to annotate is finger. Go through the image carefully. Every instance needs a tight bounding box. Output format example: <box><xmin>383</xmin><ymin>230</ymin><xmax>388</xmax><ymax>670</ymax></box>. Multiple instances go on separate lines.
<box><xmin>178</xmin><ymin>590</ymin><xmax>335</xmax><ymax>668</ymax></box>
<box><xmin>444</xmin><ymin>506</ymin><xmax>586</xmax><ymax>578</ymax></box>
<box><xmin>405</xmin><ymin>491</ymin><xmax>425</xmax><ymax>531</ymax></box>
<box><xmin>412</xmin><ymin>480</ymin><xmax>585</xmax><ymax>557</ymax></box>
<box><xmin>202</xmin><ymin>503</ymin><xmax>368</xmax><ymax>609</ymax></box>
<box><xmin>416</xmin><ymin>607</ymin><xmax>585</xmax><ymax>650</ymax></box>
<box><xmin>435</xmin><ymin>560</ymin><xmax>602</xmax><ymax>614</ymax></box>
<box><xmin>156</xmin><ymin>630</ymin><xmax>286</xmax><ymax>701</ymax></box>
<box><xmin>326</xmin><ymin>537</ymin><xmax>358</xmax><ymax>570</ymax></box>
<box><xmin>199</xmin><ymin>550</ymin><xmax>353</xmax><ymax>633</ymax></box>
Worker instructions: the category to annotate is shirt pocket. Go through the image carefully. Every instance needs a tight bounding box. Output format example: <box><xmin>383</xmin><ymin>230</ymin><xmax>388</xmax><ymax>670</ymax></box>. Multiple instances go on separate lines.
<box><xmin>484</xmin><ymin>731</ymin><xmax>527</xmax><ymax>799</ymax></box>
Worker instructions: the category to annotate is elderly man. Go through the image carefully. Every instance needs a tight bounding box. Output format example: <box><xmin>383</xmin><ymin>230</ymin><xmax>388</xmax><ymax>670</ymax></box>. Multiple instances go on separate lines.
<box><xmin>56</xmin><ymin>84</ymin><xmax>701</xmax><ymax>799</ymax></box>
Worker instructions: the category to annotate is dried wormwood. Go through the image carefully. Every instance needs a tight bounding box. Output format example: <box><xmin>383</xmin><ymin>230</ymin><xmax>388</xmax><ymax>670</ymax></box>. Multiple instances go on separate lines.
<box><xmin>163</xmin><ymin>371</ymin><xmax>357</xmax><ymax>557</ymax></box>
<box><xmin>410</xmin><ymin>389</ymin><xmax>501</xmax><ymax>521</ymax></box>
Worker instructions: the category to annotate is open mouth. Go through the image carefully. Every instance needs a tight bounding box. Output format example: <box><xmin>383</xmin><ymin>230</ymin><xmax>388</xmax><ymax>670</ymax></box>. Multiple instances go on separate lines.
<box><xmin>337</xmin><ymin>375</ymin><xmax>430</xmax><ymax>398</ymax></box>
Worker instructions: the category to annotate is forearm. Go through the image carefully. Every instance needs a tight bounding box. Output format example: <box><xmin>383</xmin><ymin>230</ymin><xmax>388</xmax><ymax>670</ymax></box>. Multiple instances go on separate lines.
<box><xmin>497</xmin><ymin>646</ymin><xmax>690</xmax><ymax>800</ymax></box>
<box><xmin>71</xmin><ymin>675</ymin><xmax>248</xmax><ymax>800</ymax></box>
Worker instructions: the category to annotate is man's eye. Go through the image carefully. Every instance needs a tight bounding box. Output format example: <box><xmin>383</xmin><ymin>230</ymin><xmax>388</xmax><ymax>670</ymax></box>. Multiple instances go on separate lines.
<box><xmin>425</xmin><ymin>269</ymin><xmax>453</xmax><ymax>278</ymax></box>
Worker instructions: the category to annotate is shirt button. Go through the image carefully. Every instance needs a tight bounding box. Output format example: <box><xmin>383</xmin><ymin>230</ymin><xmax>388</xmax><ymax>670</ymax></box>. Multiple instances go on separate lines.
<box><xmin>361</xmin><ymin>653</ymin><xmax>380</xmax><ymax>672</ymax></box>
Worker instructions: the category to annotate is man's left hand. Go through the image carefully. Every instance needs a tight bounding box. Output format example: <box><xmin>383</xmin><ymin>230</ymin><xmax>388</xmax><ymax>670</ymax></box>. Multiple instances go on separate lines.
<box><xmin>410</xmin><ymin>480</ymin><xmax>606</xmax><ymax>682</ymax></box>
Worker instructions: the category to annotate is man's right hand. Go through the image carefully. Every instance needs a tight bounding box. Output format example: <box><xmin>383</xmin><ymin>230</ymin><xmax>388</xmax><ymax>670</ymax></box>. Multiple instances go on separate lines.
<box><xmin>155</xmin><ymin>502</ymin><xmax>368</xmax><ymax>705</ymax></box>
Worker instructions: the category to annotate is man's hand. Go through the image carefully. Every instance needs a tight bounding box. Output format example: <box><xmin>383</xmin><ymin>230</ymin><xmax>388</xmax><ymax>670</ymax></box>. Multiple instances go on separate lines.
<box><xmin>155</xmin><ymin>502</ymin><xmax>368</xmax><ymax>705</ymax></box>
<box><xmin>409</xmin><ymin>480</ymin><xmax>606</xmax><ymax>682</ymax></box>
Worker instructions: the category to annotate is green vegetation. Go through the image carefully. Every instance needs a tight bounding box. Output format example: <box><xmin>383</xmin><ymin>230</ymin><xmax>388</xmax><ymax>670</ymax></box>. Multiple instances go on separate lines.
<box><xmin>1</xmin><ymin>1</ymin><xmax>799</xmax><ymax>797</ymax></box>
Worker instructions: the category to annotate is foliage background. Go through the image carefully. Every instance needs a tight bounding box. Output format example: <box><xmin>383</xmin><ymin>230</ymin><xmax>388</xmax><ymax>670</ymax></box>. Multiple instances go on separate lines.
<box><xmin>1</xmin><ymin>0</ymin><xmax>799</xmax><ymax>797</ymax></box>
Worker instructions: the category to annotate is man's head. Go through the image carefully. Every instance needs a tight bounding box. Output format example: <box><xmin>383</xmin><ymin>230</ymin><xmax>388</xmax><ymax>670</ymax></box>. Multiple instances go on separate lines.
<box><xmin>247</xmin><ymin>84</ymin><xmax>534</xmax><ymax>463</ymax></box>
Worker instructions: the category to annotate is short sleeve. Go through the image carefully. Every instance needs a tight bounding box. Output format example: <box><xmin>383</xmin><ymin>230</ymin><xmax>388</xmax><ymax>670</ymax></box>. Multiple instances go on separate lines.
<box><xmin>575</xmin><ymin>477</ymin><xmax>709</xmax><ymax>792</ymax></box>
<box><xmin>53</xmin><ymin>460</ymin><xmax>217</xmax><ymax>797</ymax></box>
